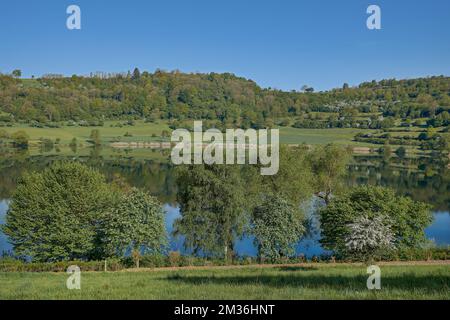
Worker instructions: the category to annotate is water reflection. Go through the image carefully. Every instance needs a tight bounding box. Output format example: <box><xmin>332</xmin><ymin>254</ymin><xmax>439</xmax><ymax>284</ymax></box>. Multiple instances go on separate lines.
<box><xmin>0</xmin><ymin>200</ymin><xmax>12</xmax><ymax>253</ymax></box>
<box><xmin>425</xmin><ymin>212</ymin><xmax>450</xmax><ymax>245</ymax></box>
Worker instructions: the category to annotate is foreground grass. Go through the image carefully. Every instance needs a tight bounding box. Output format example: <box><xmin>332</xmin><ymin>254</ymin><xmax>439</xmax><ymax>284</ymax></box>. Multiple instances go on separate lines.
<box><xmin>0</xmin><ymin>263</ymin><xmax>448</xmax><ymax>300</ymax></box>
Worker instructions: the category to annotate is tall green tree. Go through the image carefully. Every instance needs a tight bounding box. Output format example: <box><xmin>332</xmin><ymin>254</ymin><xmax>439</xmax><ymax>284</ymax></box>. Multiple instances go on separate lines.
<box><xmin>307</xmin><ymin>144</ymin><xmax>352</xmax><ymax>204</ymax></box>
<box><xmin>252</xmin><ymin>194</ymin><xmax>305</xmax><ymax>261</ymax></box>
<box><xmin>261</xmin><ymin>145</ymin><xmax>314</xmax><ymax>206</ymax></box>
<box><xmin>102</xmin><ymin>188</ymin><xmax>167</xmax><ymax>268</ymax></box>
<box><xmin>131</xmin><ymin>67</ymin><xmax>141</xmax><ymax>80</ymax></box>
<box><xmin>89</xmin><ymin>129</ymin><xmax>101</xmax><ymax>146</ymax></box>
<box><xmin>11</xmin><ymin>69</ymin><xmax>22</xmax><ymax>78</ymax></box>
<box><xmin>2</xmin><ymin>162</ymin><xmax>116</xmax><ymax>262</ymax></box>
<box><xmin>174</xmin><ymin>164</ymin><xmax>249</xmax><ymax>260</ymax></box>
<box><xmin>11</xmin><ymin>131</ymin><xmax>29</xmax><ymax>148</ymax></box>
<box><xmin>320</xmin><ymin>185</ymin><xmax>433</xmax><ymax>258</ymax></box>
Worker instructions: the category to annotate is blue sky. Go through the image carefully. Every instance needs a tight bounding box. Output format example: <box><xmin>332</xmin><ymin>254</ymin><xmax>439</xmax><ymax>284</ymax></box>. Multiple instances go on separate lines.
<box><xmin>0</xmin><ymin>0</ymin><xmax>449</xmax><ymax>91</ymax></box>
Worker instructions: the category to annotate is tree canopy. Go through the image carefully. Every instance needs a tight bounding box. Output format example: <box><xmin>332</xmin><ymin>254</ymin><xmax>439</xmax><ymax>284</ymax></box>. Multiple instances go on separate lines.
<box><xmin>307</xmin><ymin>144</ymin><xmax>352</xmax><ymax>204</ymax></box>
<box><xmin>174</xmin><ymin>164</ymin><xmax>250</xmax><ymax>259</ymax></box>
<box><xmin>252</xmin><ymin>194</ymin><xmax>305</xmax><ymax>261</ymax></box>
<box><xmin>2</xmin><ymin>162</ymin><xmax>116</xmax><ymax>262</ymax></box>
<box><xmin>320</xmin><ymin>185</ymin><xmax>433</xmax><ymax>257</ymax></box>
<box><xmin>102</xmin><ymin>187</ymin><xmax>167</xmax><ymax>265</ymax></box>
<box><xmin>1</xmin><ymin>162</ymin><xmax>167</xmax><ymax>263</ymax></box>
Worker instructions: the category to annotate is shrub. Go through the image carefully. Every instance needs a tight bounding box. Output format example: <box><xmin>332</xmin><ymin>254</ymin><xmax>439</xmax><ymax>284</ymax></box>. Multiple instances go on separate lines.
<box><xmin>11</xmin><ymin>130</ymin><xmax>29</xmax><ymax>148</ymax></box>
<box><xmin>0</xmin><ymin>129</ymin><xmax>10</xmax><ymax>139</ymax></box>
<box><xmin>380</xmin><ymin>246</ymin><xmax>449</xmax><ymax>261</ymax></box>
<box><xmin>395</xmin><ymin>146</ymin><xmax>407</xmax><ymax>158</ymax></box>
<box><xmin>39</xmin><ymin>138</ymin><xmax>54</xmax><ymax>151</ymax></box>
<box><xmin>0</xmin><ymin>259</ymin><xmax>124</xmax><ymax>272</ymax></box>
<box><xmin>140</xmin><ymin>254</ymin><xmax>168</xmax><ymax>268</ymax></box>
<box><xmin>168</xmin><ymin>251</ymin><xmax>181</xmax><ymax>267</ymax></box>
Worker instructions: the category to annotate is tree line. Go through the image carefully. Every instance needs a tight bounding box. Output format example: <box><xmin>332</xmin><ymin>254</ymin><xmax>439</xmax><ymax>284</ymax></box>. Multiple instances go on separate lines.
<box><xmin>0</xmin><ymin>71</ymin><xmax>449</xmax><ymax>130</ymax></box>
<box><xmin>2</xmin><ymin>145</ymin><xmax>433</xmax><ymax>263</ymax></box>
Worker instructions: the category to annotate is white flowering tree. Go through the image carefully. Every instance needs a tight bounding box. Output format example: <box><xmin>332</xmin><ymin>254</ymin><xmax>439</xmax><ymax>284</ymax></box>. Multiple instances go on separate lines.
<box><xmin>344</xmin><ymin>215</ymin><xmax>395</xmax><ymax>261</ymax></box>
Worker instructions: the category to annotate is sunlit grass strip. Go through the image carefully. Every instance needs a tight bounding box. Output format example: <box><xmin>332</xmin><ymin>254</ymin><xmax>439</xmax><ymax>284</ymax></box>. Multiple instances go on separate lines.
<box><xmin>0</xmin><ymin>263</ymin><xmax>448</xmax><ymax>300</ymax></box>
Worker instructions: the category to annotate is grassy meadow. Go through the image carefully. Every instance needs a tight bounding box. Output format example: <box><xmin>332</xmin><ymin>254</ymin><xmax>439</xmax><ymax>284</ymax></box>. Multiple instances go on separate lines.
<box><xmin>2</xmin><ymin>120</ymin><xmax>378</xmax><ymax>147</ymax></box>
<box><xmin>0</xmin><ymin>263</ymin><xmax>449</xmax><ymax>300</ymax></box>
<box><xmin>279</xmin><ymin>127</ymin><xmax>374</xmax><ymax>146</ymax></box>
<box><xmin>1</xmin><ymin>121</ymin><xmax>171</xmax><ymax>145</ymax></box>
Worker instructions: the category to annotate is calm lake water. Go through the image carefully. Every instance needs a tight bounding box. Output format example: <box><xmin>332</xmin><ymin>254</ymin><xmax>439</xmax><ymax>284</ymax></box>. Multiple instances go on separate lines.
<box><xmin>0</xmin><ymin>151</ymin><xmax>449</xmax><ymax>257</ymax></box>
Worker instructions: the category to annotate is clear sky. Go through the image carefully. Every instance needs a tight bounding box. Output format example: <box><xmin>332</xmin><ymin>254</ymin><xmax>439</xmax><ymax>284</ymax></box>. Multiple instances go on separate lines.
<box><xmin>0</xmin><ymin>0</ymin><xmax>449</xmax><ymax>91</ymax></box>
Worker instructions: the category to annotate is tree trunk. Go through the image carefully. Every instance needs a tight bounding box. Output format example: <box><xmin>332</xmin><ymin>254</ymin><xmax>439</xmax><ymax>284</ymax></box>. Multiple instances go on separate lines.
<box><xmin>324</xmin><ymin>192</ymin><xmax>331</xmax><ymax>205</ymax></box>
<box><xmin>258</xmin><ymin>244</ymin><xmax>263</xmax><ymax>264</ymax></box>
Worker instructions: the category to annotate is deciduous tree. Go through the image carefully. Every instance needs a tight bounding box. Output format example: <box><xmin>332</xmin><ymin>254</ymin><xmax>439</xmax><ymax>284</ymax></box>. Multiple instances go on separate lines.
<box><xmin>252</xmin><ymin>194</ymin><xmax>305</xmax><ymax>261</ymax></box>
<box><xmin>174</xmin><ymin>164</ymin><xmax>249</xmax><ymax>260</ymax></box>
<box><xmin>308</xmin><ymin>144</ymin><xmax>352</xmax><ymax>204</ymax></box>
<box><xmin>2</xmin><ymin>162</ymin><xmax>116</xmax><ymax>262</ymax></box>
<box><xmin>320</xmin><ymin>185</ymin><xmax>433</xmax><ymax>258</ymax></box>
<box><xmin>102</xmin><ymin>188</ymin><xmax>167</xmax><ymax>268</ymax></box>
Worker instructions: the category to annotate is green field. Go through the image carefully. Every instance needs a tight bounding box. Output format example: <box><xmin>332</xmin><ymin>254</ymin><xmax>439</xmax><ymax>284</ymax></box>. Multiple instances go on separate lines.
<box><xmin>279</xmin><ymin>127</ymin><xmax>374</xmax><ymax>146</ymax></box>
<box><xmin>2</xmin><ymin>121</ymin><xmax>377</xmax><ymax>147</ymax></box>
<box><xmin>3</xmin><ymin>121</ymin><xmax>446</xmax><ymax>157</ymax></box>
<box><xmin>1</xmin><ymin>263</ymin><xmax>449</xmax><ymax>300</ymax></box>
<box><xmin>1</xmin><ymin>121</ymin><xmax>171</xmax><ymax>145</ymax></box>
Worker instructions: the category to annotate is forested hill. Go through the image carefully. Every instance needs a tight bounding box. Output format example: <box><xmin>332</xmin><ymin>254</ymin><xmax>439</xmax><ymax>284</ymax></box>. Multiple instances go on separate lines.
<box><xmin>0</xmin><ymin>70</ymin><xmax>449</xmax><ymax>129</ymax></box>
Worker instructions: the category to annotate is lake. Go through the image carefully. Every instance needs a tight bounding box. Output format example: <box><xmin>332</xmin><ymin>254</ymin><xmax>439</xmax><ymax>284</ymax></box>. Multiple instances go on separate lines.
<box><xmin>0</xmin><ymin>150</ymin><xmax>448</xmax><ymax>257</ymax></box>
